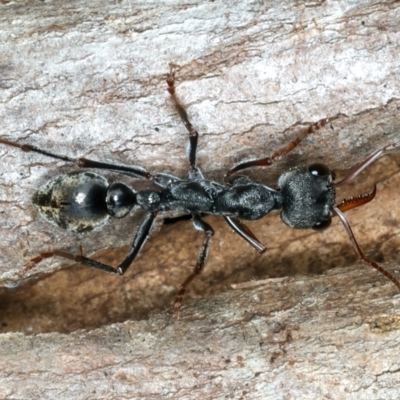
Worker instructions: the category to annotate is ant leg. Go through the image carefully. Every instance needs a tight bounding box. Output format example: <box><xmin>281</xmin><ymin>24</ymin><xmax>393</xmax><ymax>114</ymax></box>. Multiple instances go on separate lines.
<box><xmin>0</xmin><ymin>138</ymin><xmax>74</xmax><ymax>162</ymax></box>
<box><xmin>77</xmin><ymin>158</ymin><xmax>152</xmax><ymax>180</ymax></box>
<box><xmin>224</xmin><ymin>216</ymin><xmax>266</xmax><ymax>253</ymax></box>
<box><xmin>227</xmin><ymin>116</ymin><xmax>339</xmax><ymax>175</ymax></box>
<box><xmin>333</xmin><ymin>206</ymin><xmax>400</xmax><ymax>290</ymax></box>
<box><xmin>167</xmin><ymin>64</ymin><xmax>199</xmax><ymax>172</ymax></box>
<box><xmin>0</xmin><ymin>138</ymin><xmax>152</xmax><ymax>180</ymax></box>
<box><xmin>333</xmin><ymin>139</ymin><xmax>400</xmax><ymax>188</ymax></box>
<box><xmin>25</xmin><ymin>211</ymin><xmax>157</xmax><ymax>275</ymax></box>
<box><xmin>116</xmin><ymin>211</ymin><xmax>157</xmax><ymax>274</ymax></box>
<box><xmin>173</xmin><ymin>214</ymin><xmax>214</xmax><ymax>318</ymax></box>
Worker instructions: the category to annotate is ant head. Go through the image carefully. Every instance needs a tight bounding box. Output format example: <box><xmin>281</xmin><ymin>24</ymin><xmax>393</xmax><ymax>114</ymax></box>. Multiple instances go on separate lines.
<box><xmin>278</xmin><ymin>164</ymin><xmax>335</xmax><ymax>230</ymax></box>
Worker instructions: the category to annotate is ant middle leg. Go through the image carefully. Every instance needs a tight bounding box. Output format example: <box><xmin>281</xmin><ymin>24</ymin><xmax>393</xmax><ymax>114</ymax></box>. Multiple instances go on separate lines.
<box><xmin>25</xmin><ymin>211</ymin><xmax>157</xmax><ymax>275</ymax></box>
<box><xmin>173</xmin><ymin>213</ymin><xmax>214</xmax><ymax>318</ymax></box>
<box><xmin>167</xmin><ymin>64</ymin><xmax>199</xmax><ymax>173</ymax></box>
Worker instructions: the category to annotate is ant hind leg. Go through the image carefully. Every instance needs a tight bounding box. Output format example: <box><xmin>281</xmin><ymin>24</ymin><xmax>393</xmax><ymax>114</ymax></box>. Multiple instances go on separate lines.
<box><xmin>24</xmin><ymin>211</ymin><xmax>157</xmax><ymax>276</ymax></box>
<box><xmin>0</xmin><ymin>138</ymin><xmax>152</xmax><ymax>180</ymax></box>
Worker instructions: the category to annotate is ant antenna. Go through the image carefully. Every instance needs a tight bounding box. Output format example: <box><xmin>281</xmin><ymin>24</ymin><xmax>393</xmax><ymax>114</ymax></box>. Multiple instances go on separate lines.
<box><xmin>333</xmin><ymin>205</ymin><xmax>400</xmax><ymax>290</ymax></box>
<box><xmin>333</xmin><ymin>140</ymin><xmax>400</xmax><ymax>188</ymax></box>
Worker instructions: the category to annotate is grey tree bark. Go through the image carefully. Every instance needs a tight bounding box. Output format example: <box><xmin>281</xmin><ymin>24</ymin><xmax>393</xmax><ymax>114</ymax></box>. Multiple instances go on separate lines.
<box><xmin>0</xmin><ymin>0</ymin><xmax>399</xmax><ymax>399</ymax></box>
<box><xmin>1</xmin><ymin>264</ymin><xmax>400</xmax><ymax>399</ymax></box>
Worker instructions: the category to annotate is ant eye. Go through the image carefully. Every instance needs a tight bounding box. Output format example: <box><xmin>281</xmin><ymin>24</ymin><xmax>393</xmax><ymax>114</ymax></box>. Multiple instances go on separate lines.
<box><xmin>308</xmin><ymin>163</ymin><xmax>331</xmax><ymax>177</ymax></box>
<box><xmin>312</xmin><ymin>217</ymin><xmax>332</xmax><ymax>231</ymax></box>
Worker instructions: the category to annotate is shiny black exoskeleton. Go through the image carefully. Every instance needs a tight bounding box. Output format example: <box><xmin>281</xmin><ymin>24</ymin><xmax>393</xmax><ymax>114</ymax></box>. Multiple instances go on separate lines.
<box><xmin>34</xmin><ymin>162</ymin><xmax>334</xmax><ymax>233</ymax></box>
<box><xmin>1</xmin><ymin>65</ymin><xmax>399</xmax><ymax>317</ymax></box>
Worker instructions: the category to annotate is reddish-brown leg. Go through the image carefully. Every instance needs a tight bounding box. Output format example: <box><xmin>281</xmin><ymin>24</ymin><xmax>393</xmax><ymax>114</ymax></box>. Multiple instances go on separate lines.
<box><xmin>167</xmin><ymin>64</ymin><xmax>199</xmax><ymax>172</ymax></box>
<box><xmin>227</xmin><ymin>115</ymin><xmax>339</xmax><ymax>175</ymax></box>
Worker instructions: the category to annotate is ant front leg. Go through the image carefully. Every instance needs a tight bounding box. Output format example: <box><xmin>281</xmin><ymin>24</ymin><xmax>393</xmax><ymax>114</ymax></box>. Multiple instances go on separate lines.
<box><xmin>227</xmin><ymin>115</ymin><xmax>340</xmax><ymax>175</ymax></box>
<box><xmin>222</xmin><ymin>175</ymin><xmax>267</xmax><ymax>253</ymax></box>
<box><xmin>224</xmin><ymin>216</ymin><xmax>266</xmax><ymax>254</ymax></box>
<box><xmin>173</xmin><ymin>214</ymin><xmax>214</xmax><ymax>318</ymax></box>
<box><xmin>25</xmin><ymin>212</ymin><xmax>157</xmax><ymax>275</ymax></box>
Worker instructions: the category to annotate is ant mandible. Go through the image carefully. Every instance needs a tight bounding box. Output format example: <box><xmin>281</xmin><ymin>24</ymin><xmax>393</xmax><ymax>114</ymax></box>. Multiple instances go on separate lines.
<box><xmin>1</xmin><ymin>65</ymin><xmax>399</xmax><ymax>318</ymax></box>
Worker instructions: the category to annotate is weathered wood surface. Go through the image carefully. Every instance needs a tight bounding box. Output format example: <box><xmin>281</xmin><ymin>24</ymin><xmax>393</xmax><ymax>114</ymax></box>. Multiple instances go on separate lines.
<box><xmin>1</xmin><ymin>264</ymin><xmax>400</xmax><ymax>399</ymax></box>
<box><xmin>0</xmin><ymin>0</ymin><xmax>399</xmax><ymax>280</ymax></box>
<box><xmin>0</xmin><ymin>0</ymin><xmax>399</xmax><ymax>398</ymax></box>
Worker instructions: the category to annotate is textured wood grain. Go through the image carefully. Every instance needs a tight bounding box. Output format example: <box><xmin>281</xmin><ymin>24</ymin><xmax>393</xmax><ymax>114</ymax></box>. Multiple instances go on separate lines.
<box><xmin>0</xmin><ymin>0</ymin><xmax>399</xmax><ymax>280</ymax></box>
<box><xmin>1</xmin><ymin>264</ymin><xmax>400</xmax><ymax>399</ymax></box>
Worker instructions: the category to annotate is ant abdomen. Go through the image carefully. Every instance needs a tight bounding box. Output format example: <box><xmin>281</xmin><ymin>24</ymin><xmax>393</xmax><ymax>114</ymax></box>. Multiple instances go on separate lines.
<box><xmin>33</xmin><ymin>171</ymin><xmax>110</xmax><ymax>232</ymax></box>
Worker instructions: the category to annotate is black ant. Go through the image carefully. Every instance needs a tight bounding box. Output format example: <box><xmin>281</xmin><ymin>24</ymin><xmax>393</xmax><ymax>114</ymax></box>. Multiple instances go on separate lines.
<box><xmin>1</xmin><ymin>65</ymin><xmax>399</xmax><ymax>318</ymax></box>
